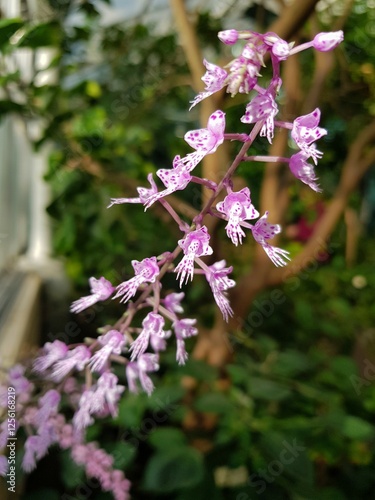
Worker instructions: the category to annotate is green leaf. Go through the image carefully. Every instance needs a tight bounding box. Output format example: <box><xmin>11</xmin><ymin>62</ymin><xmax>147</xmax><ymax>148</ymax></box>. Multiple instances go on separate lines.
<box><xmin>318</xmin><ymin>487</ymin><xmax>347</xmax><ymax>500</ymax></box>
<box><xmin>341</xmin><ymin>416</ymin><xmax>374</xmax><ymax>440</ymax></box>
<box><xmin>71</xmin><ymin>106</ymin><xmax>107</xmax><ymax>137</ymax></box>
<box><xmin>271</xmin><ymin>349</ymin><xmax>312</xmax><ymax>377</ymax></box>
<box><xmin>248</xmin><ymin>377</ymin><xmax>292</xmax><ymax>401</ymax></box>
<box><xmin>330</xmin><ymin>356</ymin><xmax>358</xmax><ymax>378</ymax></box>
<box><xmin>105</xmin><ymin>441</ymin><xmax>137</xmax><ymax>469</ymax></box>
<box><xmin>194</xmin><ymin>393</ymin><xmax>235</xmax><ymax>415</ymax></box>
<box><xmin>0</xmin><ymin>18</ymin><xmax>24</xmax><ymax>49</ymax></box>
<box><xmin>259</xmin><ymin>432</ymin><xmax>314</xmax><ymax>488</ymax></box>
<box><xmin>143</xmin><ymin>447</ymin><xmax>204</xmax><ymax>493</ymax></box>
<box><xmin>17</xmin><ymin>21</ymin><xmax>61</xmax><ymax>48</ymax></box>
<box><xmin>178</xmin><ymin>359</ymin><xmax>219</xmax><ymax>382</ymax></box>
<box><xmin>145</xmin><ymin>385</ymin><xmax>186</xmax><ymax>411</ymax></box>
<box><xmin>0</xmin><ymin>100</ymin><xmax>25</xmax><ymax>114</ymax></box>
<box><xmin>60</xmin><ymin>450</ymin><xmax>85</xmax><ymax>489</ymax></box>
<box><xmin>149</xmin><ymin>427</ymin><xmax>187</xmax><ymax>450</ymax></box>
<box><xmin>23</xmin><ymin>490</ymin><xmax>60</xmax><ymax>500</ymax></box>
<box><xmin>0</xmin><ymin>70</ymin><xmax>21</xmax><ymax>86</ymax></box>
<box><xmin>226</xmin><ymin>364</ymin><xmax>249</xmax><ymax>384</ymax></box>
<box><xmin>117</xmin><ymin>392</ymin><xmax>147</xmax><ymax>428</ymax></box>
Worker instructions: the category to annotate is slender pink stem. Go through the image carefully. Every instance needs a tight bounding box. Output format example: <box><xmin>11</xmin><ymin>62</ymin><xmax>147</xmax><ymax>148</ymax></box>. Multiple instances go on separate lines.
<box><xmin>191</xmin><ymin>176</ymin><xmax>217</xmax><ymax>190</ymax></box>
<box><xmin>243</xmin><ymin>155</ymin><xmax>290</xmax><ymax>163</ymax></box>
<box><xmin>274</xmin><ymin>120</ymin><xmax>293</xmax><ymax>130</ymax></box>
<box><xmin>159</xmin><ymin>199</ymin><xmax>189</xmax><ymax>232</ymax></box>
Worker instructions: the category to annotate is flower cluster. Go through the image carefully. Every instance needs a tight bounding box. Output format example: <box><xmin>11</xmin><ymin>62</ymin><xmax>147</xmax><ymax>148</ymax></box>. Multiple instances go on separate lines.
<box><xmin>0</xmin><ymin>26</ymin><xmax>343</xmax><ymax>499</ymax></box>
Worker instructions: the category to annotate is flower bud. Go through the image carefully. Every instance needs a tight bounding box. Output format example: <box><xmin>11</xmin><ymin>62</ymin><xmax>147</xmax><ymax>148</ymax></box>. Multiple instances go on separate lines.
<box><xmin>313</xmin><ymin>31</ymin><xmax>344</xmax><ymax>52</ymax></box>
<box><xmin>218</xmin><ymin>29</ymin><xmax>238</xmax><ymax>45</ymax></box>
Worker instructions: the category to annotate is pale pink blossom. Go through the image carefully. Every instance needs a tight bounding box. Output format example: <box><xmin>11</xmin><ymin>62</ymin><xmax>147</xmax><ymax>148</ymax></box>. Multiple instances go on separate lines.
<box><xmin>129</xmin><ymin>313</ymin><xmax>170</xmax><ymax>361</ymax></box>
<box><xmin>189</xmin><ymin>60</ymin><xmax>227</xmax><ymax>109</ymax></box>
<box><xmin>205</xmin><ymin>260</ymin><xmax>236</xmax><ymax>322</ymax></box>
<box><xmin>113</xmin><ymin>256</ymin><xmax>159</xmax><ymax>303</ymax></box>
<box><xmin>144</xmin><ymin>155</ymin><xmax>192</xmax><ymax>208</ymax></box>
<box><xmin>126</xmin><ymin>353</ymin><xmax>160</xmax><ymax>395</ymax></box>
<box><xmin>289</xmin><ymin>152</ymin><xmax>321</xmax><ymax>192</ymax></box>
<box><xmin>175</xmin><ymin>226</ymin><xmax>213</xmax><ymax>286</ymax></box>
<box><xmin>50</xmin><ymin>346</ymin><xmax>91</xmax><ymax>382</ymax></box>
<box><xmin>108</xmin><ymin>173</ymin><xmax>158</xmax><ymax>207</ymax></box>
<box><xmin>181</xmin><ymin>110</ymin><xmax>226</xmax><ymax>171</ymax></box>
<box><xmin>33</xmin><ymin>340</ymin><xmax>68</xmax><ymax>374</ymax></box>
<box><xmin>241</xmin><ymin>92</ymin><xmax>279</xmax><ymax>143</ymax></box>
<box><xmin>292</xmin><ymin>108</ymin><xmax>327</xmax><ymax>163</ymax></box>
<box><xmin>252</xmin><ymin>212</ymin><xmax>290</xmax><ymax>267</ymax></box>
<box><xmin>173</xmin><ymin>318</ymin><xmax>198</xmax><ymax>365</ymax></box>
<box><xmin>216</xmin><ymin>187</ymin><xmax>259</xmax><ymax>246</ymax></box>
<box><xmin>70</xmin><ymin>276</ymin><xmax>114</xmax><ymax>314</ymax></box>
<box><xmin>89</xmin><ymin>330</ymin><xmax>126</xmax><ymax>372</ymax></box>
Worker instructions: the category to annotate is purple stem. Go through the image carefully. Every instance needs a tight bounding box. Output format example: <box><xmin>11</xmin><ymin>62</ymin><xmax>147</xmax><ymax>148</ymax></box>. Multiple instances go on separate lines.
<box><xmin>243</xmin><ymin>155</ymin><xmax>290</xmax><ymax>163</ymax></box>
<box><xmin>194</xmin><ymin>120</ymin><xmax>265</xmax><ymax>225</ymax></box>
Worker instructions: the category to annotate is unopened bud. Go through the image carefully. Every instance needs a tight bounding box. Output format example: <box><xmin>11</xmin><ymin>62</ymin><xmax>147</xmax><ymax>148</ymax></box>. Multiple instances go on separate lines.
<box><xmin>313</xmin><ymin>31</ymin><xmax>344</xmax><ymax>52</ymax></box>
<box><xmin>218</xmin><ymin>29</ymin><xmax>238</xmax><ymax>45</ymax></box>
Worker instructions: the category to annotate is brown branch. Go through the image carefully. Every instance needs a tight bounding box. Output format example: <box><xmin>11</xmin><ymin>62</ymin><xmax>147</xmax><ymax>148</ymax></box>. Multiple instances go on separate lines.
<box><xmin>267</xmin><ymin>0</ymin><xmax>320</xmax><ymax>40</ymax></box>
<box><xmin>169</xmin><ymin>0</ymin><xmax>229</xmax><ymax>213</ymax></box>
<box><xmin>169</xmin><ymin>0</ymin><xmax>205</xmax><ymax>93</ymax></box>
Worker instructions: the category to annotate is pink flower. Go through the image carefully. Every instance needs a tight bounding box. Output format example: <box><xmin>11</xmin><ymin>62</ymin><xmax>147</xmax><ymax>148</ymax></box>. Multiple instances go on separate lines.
<box><xmin>292</xmin><ymin>108</ymin><xmax>327</xmax><ymax>163</ymax></box>
<box><xmin>22</xmin><ymin>436</ymin><xmax>43</xmax><ymax>472</ymax></box>
<box><xmin>108</xmin><ymin>173</ymin><xmax>158</xmax><ymax>207</ymax></box>
<box><xmin>71</xmin><ymin>443</ymin><xmax>130</xmax><ymax>500</ymax></box>
<box><xmin>289</xmin><ymin>152</ymin><xmax>321</xmax><ymax>192</ymax></box>
<box><xmin>22</xmin><ymin>429</ymin><xmax>56</xmax><ymax>473</ymax></box>
<box><xmin>70</xmin><ymin>277</ymin><xmax>114</xmax><ymax>314</ymax></box>
<box><xmin>91</xmin><ymin>373</ymin><xmax>125</xmax><ymax>417</ymax></box>
<box><xmin>89</xmin><ymin>330</ymin><xmax>126</xmax><ymax>372</ymax></box>
<box><xmin>173</xmin><ymin>318</ymin><xmax>198</xmax><ymax>365</ymax></box>
<box><xmin>216</xmin><ymin>187</ymin><xmax>259</xmax><ymax>246</ymax></box>
<box><xmin>144</xmin><ymin>156</ymin><xmax>192</xmax><ymax>208</ymax></box>
<box><xmin>163</xmin><ymin>292</ymin><xmax>185</xmax><ymax>314</ymax></box>
<box><xmin>175</xmin><ymin>226</ymin><xmax>213</xmax><ymax>286</ymax></box>
<box><xmin>313</xmin><ymin>31</ymin><xmax>344</xmax><ymax>52</ymax></box>
<box><xmin>251</xmin><ymin>212</ymin><xmax>290</xmax><ymax>267</ymax></box>
<box><xmin>241</xmin><ymin>92</ymin><xmax>279</xmax><ymax>143</ymax></box>
<box><xmin>73</xmin><ymin>391</ymin><xmax>96</xmax><ymax>431</ymax></box>
<box><xmin>8</xmin><ymin>365</ymin><xmax>34</xmax><ymax>398</ymax></box>
<box><xmin>189</xmin><ymin>60</ymin><xmax>228</xmax><ymax>110</ymax></box>
<box><xmin>33</xmin><ymin>340</ymin><xmax>68</xmax><ymax>374</ymax></box>
<box><xmin>113</xmin><ymin>256</ymin><xmax>159</xmax><ymax>303</ymax></box>
<box><xmin>205</xmin><ymin>260</ymin><xmax>236</xmax><ymax>322</ymax></box>
<box><xmin>182</xmin><ymin>110</ymin><xmax>226</xmax><ymax>171</ymax></box>
<box><xmin>35</xmin><ymin>390</ymin><xmax>61</xmax><ymax>427</ymax></box>
<box><xmin>50</xmin><ymin>346</ymin><xmax>91</xmax><ymax>382</ymax></box>
<box><xmin>126</xmin><ymin>353</ymin><xmax>160</xmax><ymax>395</ymax></box>
<box><xmin>129</xmin><ymin>313</ymin><xmax>170</xmax><ymax>361</ymax></box>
